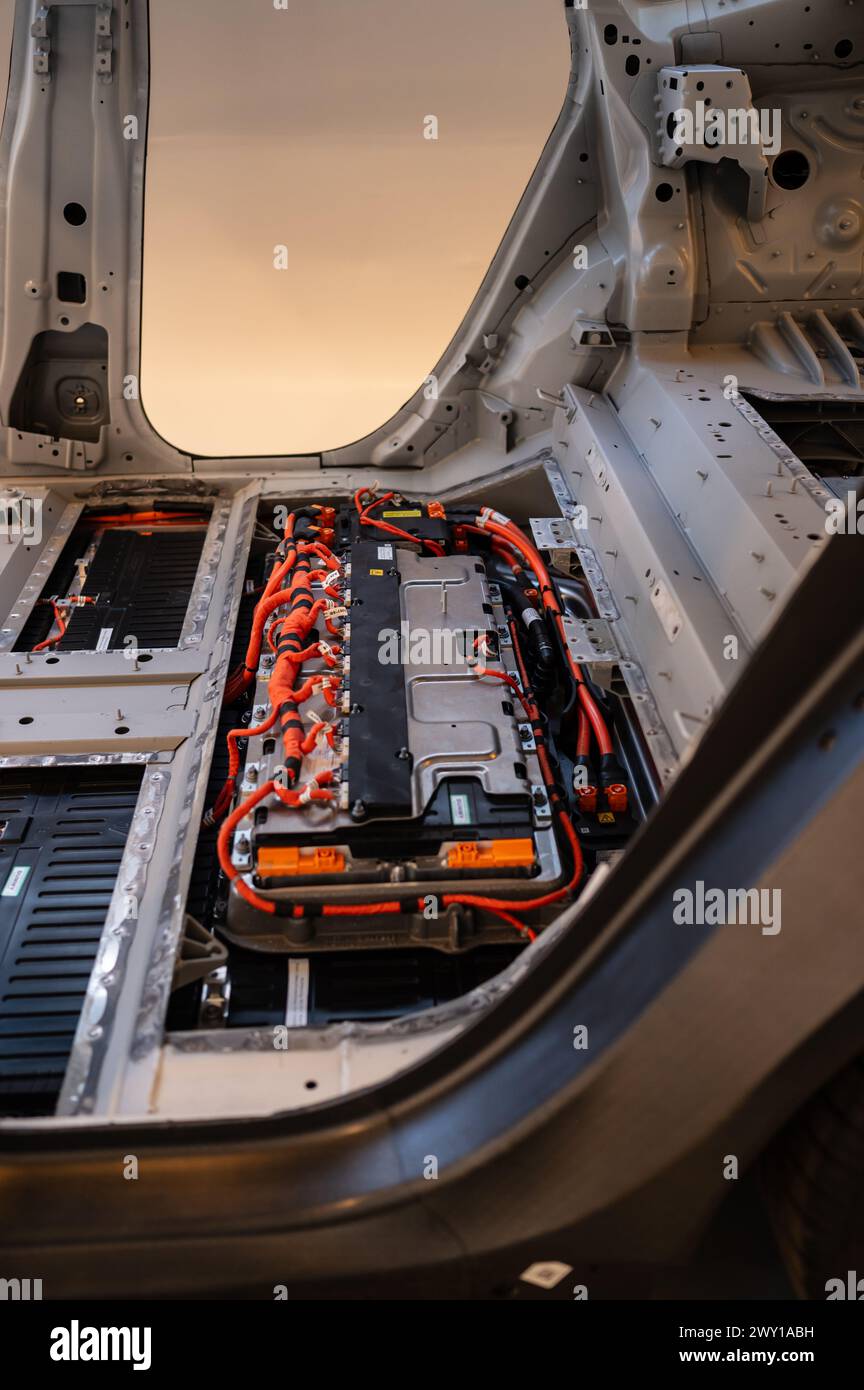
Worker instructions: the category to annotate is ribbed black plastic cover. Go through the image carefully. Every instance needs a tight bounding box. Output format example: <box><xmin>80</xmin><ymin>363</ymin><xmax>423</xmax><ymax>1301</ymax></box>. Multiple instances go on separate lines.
<box><xmin>0</xmin><ymin>767</ymin><xmax>142</xmax><ymax>1116</ymax></box>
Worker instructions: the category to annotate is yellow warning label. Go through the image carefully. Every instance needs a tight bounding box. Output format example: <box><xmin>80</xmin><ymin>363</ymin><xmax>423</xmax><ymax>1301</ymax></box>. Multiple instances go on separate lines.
<box><xmin>598</xmin><ymin>812</ymin><xmax>616</xmax><ymax>825</ymax></box>
<box><xmin>369</xmin><ymin>568</ymin><xmax>384</xmax><ymax>576</ymax></box>
<box><xmin>382</xmin><ymin>509</ymin><xmax>422</xmax><ymax>518</ymax></box>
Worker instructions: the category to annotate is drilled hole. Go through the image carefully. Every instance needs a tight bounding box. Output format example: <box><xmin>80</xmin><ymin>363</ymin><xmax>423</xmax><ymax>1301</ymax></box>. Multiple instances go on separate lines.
<box><xmin>771</xmin><ymin>149</ymin><xmax>810</xmax><ymax>190</ymax></box>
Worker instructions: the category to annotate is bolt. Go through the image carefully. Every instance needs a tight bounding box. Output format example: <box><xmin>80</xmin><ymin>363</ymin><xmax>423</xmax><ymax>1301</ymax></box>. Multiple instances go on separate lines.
<box><xmin>351</xmin><ymin>799</ymin><xmax>367</xmax><ymax>821</ymax></box>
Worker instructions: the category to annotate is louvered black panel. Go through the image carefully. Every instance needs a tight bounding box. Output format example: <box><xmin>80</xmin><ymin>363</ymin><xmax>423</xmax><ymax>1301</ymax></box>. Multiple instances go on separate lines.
<box><xmin>216</xmin><ymin>945</ymin><xmax>520</xmax><ymax>1030</ymax></box>
<box><xmin>16</xmin><ymin>521</ymin><xmax>207</xmax><ymax>652</ymax></box>
<box><xmin>0</xmin><ymin>768</ymin><xmax>142</xmax><ymax>1116</ymax></box>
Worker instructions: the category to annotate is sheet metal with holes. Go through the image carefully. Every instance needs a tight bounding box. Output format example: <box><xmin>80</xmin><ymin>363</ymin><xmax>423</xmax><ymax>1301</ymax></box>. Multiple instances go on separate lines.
<box><xmin>0</xmin><ymin>685</ymin><xmax>195</xmax><ymax>755</ymax></box>
<box><xmin>559</xmin><ymin>616</ymin><xmax>619</xmax><ymax>665</ymax></box>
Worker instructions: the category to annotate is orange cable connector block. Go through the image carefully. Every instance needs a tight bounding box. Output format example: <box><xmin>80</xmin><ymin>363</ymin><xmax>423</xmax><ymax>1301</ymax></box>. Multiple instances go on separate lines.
<box><xmin>446</xmin><ymin>838</ymin><xmax>536</xmax><ymax>871</ymax></box>
<box><xmin>256</xmin><ymin>845</ymin><xmax>346</xmax><ymax>877</ymax></box>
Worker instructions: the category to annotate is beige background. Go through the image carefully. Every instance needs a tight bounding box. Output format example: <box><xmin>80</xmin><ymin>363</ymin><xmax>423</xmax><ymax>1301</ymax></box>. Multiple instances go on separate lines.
<box><xmin>0</xmin><ymin>2</ymin><xmax>12</xmax><ymax>139</ymax></box>
<box><xmin>141</xmin><ymin>0</ymin><xmax>570</xmax><ymax>457</ymax></box>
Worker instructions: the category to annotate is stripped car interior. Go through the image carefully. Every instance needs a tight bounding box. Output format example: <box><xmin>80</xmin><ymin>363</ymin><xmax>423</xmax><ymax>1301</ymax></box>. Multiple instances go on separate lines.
<box><xmin>0</xmin><ymin>0</ymin><xmax>863</xmax><ymax>1300</ymax></box>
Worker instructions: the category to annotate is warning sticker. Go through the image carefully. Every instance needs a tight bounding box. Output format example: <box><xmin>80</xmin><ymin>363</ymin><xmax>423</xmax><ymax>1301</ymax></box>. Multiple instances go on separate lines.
<box><xmin>1</xmin><ymin>864</ymin><xmax>30</xmax><ymax>898</ymax></box>
<box><xmin>382</xmin><ymin>509</ymin><xmax>421</xmax><ymax>518</ymax></box>
<box><xmin>285</xmin><ymin>958</ymin><xmax>310</xmax><ymax>1027</ymax></box>
<box><xmin>598</xmin><ymin>812</ymin><xmax>616</xmax><ymax>825</ymax></box>
<box><xmin>369</xmin><ymin>568</ymin><xmax>384</xmax><ymax>576</ymax></box>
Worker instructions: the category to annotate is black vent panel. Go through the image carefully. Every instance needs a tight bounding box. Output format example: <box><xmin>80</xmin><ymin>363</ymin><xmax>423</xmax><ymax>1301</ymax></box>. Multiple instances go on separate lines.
<box><xmin>15</xmin><ymin>513</ymin><xmax>209</xmax><ymax>653</ymax></box>
<box><xmin>0</xmin><ymin>767</ymin><xmax>143</xmax><ymax>1116</ymax></box>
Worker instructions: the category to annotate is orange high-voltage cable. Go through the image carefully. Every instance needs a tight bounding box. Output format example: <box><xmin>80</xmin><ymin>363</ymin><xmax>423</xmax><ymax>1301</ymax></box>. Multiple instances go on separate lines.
<box><xmin>473</xmin><ymin>507</ymin><xmax>628</xmax><ymax>813</ymax></box>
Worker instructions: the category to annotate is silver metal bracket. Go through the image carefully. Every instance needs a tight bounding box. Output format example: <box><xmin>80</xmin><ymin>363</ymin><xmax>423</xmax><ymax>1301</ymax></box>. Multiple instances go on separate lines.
<box><xmin>517</xmin><ymin>721</ymin><xmax>536</xmax><ymax>752</ymax></box>
<box><xmin>96</xmin><ymin>3</ymin><xmax>113</xmax><ymax>81</ymax></box>
<box><xmin>530</xmin><ymin>784</ymin><xmax>552</xmax><ymax>829</ymax></box>
<box><xmin>529</xmin><ymin>516</ymin><xmax>581</xmax><ymax>552</ymax></box>
<box><xmin>653</xmin><ymin>65</ymin><xmax>768</xmax><ymax>221</ymax></box>
<box><xmin>573</xmin><ymin>320</ymin><xmax>615</xmax><ymax>349</ymax></box>
<box><xmin>31</xmin><ymin>6</ymin><xmax>51</xmax><ymax>80</ymax></box>
<box><xmin>560</xmin><ymin>615</ymin><xmax>620</xmax><ymax>666</ymax></box>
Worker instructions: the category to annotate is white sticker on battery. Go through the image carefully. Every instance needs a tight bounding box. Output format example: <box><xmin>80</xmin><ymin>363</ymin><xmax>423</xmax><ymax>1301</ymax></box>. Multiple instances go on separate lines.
<box><xmin>449</xmin><ymin>793</ymin><xmax>472</xmax><ymax>827</ymax></box>
<box><xmin>1</xmin><ymin>864</ymin><xmax>30</xmax><ymax>898</ymax></box>
<box><xmin>96</xmin><ymin>628</ymin><xmax>113</xmax><ymax>652</ymax></box>
<box><xmin>377</xmin><ymin>545</ymin><xmax>393</xmax><ymax>561</ymax></box>
<box><xmin>285</xmin><ymin>958</ymin><xmax>310</xmax><ymax>1027</ymax></box>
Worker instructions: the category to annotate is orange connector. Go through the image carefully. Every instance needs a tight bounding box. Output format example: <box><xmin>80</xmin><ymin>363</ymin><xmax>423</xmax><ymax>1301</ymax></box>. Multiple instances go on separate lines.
<box><xmin>447</xmin><ymin>838</ymin><xmax>535</xmax><ymax>871</ymax></box>
<box><xmin>604</xmin><ymin>783</ymin><xmax>628</xmax><ymax>814</ymax></box>
<box><xmin>599</xmin><ymin>756</ymin><xmax>629</xmax><ymax>815</ymax></box>
<box><xmin>427</xmin><ymin>500</ymin><xmax>446</xmax><ymax>520</ymax></box>
<box><xmin>257</xmin><ymin>845</ymin><xmax>346</xmax><ymax>876</ymax></box>
<box><xmin>576</xmin><ymin>784</ymin><xmax>599</xmax><ymax>815</ymax></box>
